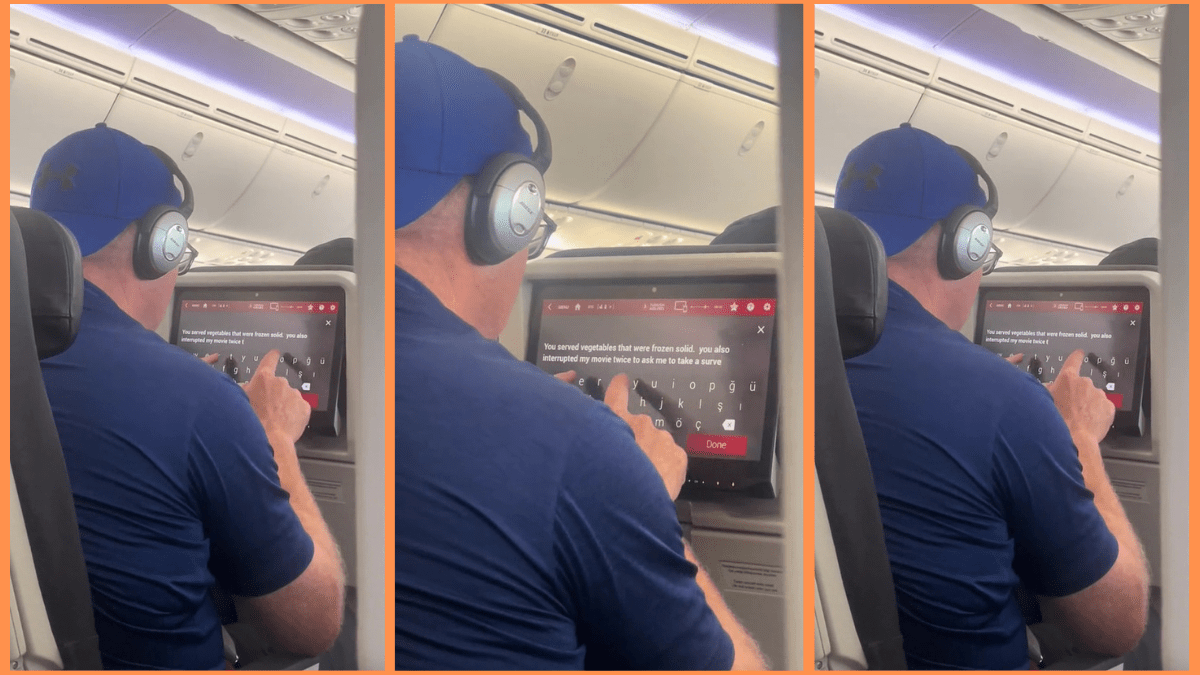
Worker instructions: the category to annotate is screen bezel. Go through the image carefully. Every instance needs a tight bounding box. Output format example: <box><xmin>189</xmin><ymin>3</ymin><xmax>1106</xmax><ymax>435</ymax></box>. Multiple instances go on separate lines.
<box><xmin>528</xmin><ymin>276</ymin><xmax>781</xmax><ymax>497</ymax></box>
<box><xmin>973</xmin><ymin>285</ymin><xmax>1151</xmax><ymax>435</ymax></box>
<box><xmin>169</xmin><ymin>285</ymin><xmax>348</xmax><ymax>436</ymax></box>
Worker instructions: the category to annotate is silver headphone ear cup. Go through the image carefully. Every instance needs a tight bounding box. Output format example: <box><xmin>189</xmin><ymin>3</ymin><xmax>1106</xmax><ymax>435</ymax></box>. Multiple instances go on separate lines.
<box><xmin>147</xmin><ymin>210</ymin><xmax>189</xmax><ymax>276</ymax></box>
<box><xmin>486</xmin><ymin>161</ymin><xmax>545</xmax><ymax>258</ymax></box>
<box><xmin>951</xmin><ymin>210</ymin><xmax>992</xmax><ymax>276</ymax></box>
<box><xmin>937</xmin><ymin>206</ymin><xmax>991</xmax><ymax>280</ymax></box>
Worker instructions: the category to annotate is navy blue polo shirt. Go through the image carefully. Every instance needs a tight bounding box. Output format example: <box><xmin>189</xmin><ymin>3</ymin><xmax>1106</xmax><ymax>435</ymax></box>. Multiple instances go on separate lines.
<box><xmin>845</xmin><ymin>281</ymin><xmax>1119</xmax><ymax>669</ymax></box>
<box><xmin>394</xmin><ymin>267</ymin><xmax>734</xmax><ymax>669</ymax></box>
<box><xmin>41</xmin><ymin>281</ymin><xmax>314</xmax><ymax>670</ymax></box>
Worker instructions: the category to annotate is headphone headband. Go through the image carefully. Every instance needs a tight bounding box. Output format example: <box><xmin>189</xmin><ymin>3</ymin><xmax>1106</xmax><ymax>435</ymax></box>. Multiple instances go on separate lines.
<box><xmin>481</xmin><ymin>69</ymin><xmax>553</xmax><ymax>174</ymax></box>
<box><xmin>132</xmin><ymin>146</ymin><xmax>194</xmax><ymax>280</ymax></box>
<box><xmin>949</xmin><ymin>146</ymin><xmax>998</xmax><ymax>219</ymax></box>
<box><xmin>933</xmin><ymin>146</ymin><xmax>1000</xmax><ymax>281</ymax></box>
<box><xmin>147</xmin><ymin>146</ymin><xmax>195</xmax><ymax>219</ymax></box>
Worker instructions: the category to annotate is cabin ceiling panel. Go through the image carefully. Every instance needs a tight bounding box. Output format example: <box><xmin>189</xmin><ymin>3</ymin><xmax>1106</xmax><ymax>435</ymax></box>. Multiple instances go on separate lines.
<box><xmin>908</xmin><ymin>90</ymin><xmax>1079</xmax><ymax>229</ymax></box>
<box><xmin>1014</xmin><ymin>146</ymin><xmax>1159</xmax><ymax>251</ymax></box>
<box><xmin>580</xmin><ymin>76</ymin><xmax>779</xmax><ymax>233</ymax></box>
<box><xmin>814</xmin><ymin>49</ymin><xmax>925</xmax><ymax>198</ymax></box>
<box><xmin>426</xmin><ymin>4</ymin><xmax>682</xmax><ymax>205</ymax></box>
<box><xmin>208</xmin><ymin>147</ymin><xmax>355</xmax><ymax>252</ymax></box>
<box><xmin>395</xmin><ymin>3</ymin><xmax>445</xmax><ymax>43</ymax></box>
<box><xmin>10</xmin><ymin>52</ymin><xmax>122</xmax><ymax>197</ymax></box>
<box><xmin>105</xmin><ymin>91</ymin><xmax>275</xmax><ymax>228</ymax></box>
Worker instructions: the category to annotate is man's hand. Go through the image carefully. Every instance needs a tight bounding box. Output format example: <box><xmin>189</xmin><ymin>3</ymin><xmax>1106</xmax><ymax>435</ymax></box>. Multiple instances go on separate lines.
<box><xmin>202</xmin><ymin>353</ymin><xmax>220</xmax><ymax>366</ymax></box>
<box><xmin>242</xmin><ymin>350</ymin><xmax>311</xmax><ymax>443</ymax></box>
<box><xmin>1006</xmin><ymin>353</ymin><xmax>1024</xmax><ymax>365</ymax></box>
<box><xmin>1047</xmin><ymin>350</ymin><xmax>1115</xmax><ymax>447</ymax></box>
<box><xmin>554</xmin><ymin>370</ymin><xmax>576</xmax><ymax>383</ymax></box>
<box><xmin>604</xmin><ymin>374</ymin><xmax>687</xmax><ymax>500</ymax></box>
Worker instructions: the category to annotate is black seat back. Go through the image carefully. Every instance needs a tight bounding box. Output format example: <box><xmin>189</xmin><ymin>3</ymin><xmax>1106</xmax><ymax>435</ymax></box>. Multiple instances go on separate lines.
<box><xmin>818</xmin><ymin>207</ymin><xmax>888</xmax><ymax>358</ymax></box>
<box><xmin>814</xmin><ymin>208</ymin><xmax>906</xmax><ymax>668</ymax></box>
<box><xmin>10</xmin><ymin>207</ymin><xmax>102</xmax><ymax>669</ymax></box>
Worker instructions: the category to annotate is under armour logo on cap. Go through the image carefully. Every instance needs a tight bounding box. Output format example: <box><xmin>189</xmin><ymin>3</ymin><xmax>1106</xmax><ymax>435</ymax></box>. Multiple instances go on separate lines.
<box><xmin>839</xmin><ymin>162</ymin><xmax>883</xmax><ymax>191</ymax></box>
<box><xmin>34</xmin><ymin>161</ymin><xmax>78</xmax><ymax>191</ymax></box>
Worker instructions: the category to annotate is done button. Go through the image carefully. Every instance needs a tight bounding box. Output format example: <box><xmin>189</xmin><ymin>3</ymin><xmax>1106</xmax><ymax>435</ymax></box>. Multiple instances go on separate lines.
<box><xmin>686</xmin><ymin>433</ymin><xmax>748</xmax><ymax>458</ymax></box>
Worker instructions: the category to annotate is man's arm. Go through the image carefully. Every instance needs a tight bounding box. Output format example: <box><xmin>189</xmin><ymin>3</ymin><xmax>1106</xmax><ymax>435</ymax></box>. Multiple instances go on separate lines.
<box><xmin>1039</xmin><ymin>351</ymin><xmax>1148</xmax><ymax>655</ymax></box>
<box><xmin>1039</xmin><ymin>428</ymin><xmax>1149</xmax><ymax>655</ymax></box>
<box><xmin>237</xmin><ymin>351</ymin><xmax>346</xmax><ymax>657</ymax></box>
<box><xmin>683</xmin><ymin>540</ymin><xmax>768</xmax><ymax>670</ymax></box>
<box><xmin>601</xmin><ymin>374</ymin><xmax>766</xmax><ymax>670</ymax></box>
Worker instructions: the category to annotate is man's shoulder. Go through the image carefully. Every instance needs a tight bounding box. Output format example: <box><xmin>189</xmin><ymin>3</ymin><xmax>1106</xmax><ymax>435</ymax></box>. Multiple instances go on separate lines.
<box><xmin>399</xmin><ymin>333</ymin><xmax>654</xmax><ymax>490</ymax></box>
<box><xmin>53</xmin><ymin>313</ymin><xmax>240</xmax><ymax>398</ymax></box>
<box><xmin>850</xmin><ymin>313</ymin><xmax>1062</xmax><ymax>442</ymax></box>
<box><xmin>400</xmin><ymin>328</ymin><xmax>610</xmax><ymax>421</ymax></box>
<box><xmin>888</xmin><ymin>311</ymin><xmax>1047</xmax><ymax>389</ymax></box>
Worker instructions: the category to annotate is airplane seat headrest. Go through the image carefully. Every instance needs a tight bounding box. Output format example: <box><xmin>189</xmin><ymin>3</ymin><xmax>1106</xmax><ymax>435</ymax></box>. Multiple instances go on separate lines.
<box><xmin>1099</xmin><ymin>237</ymin><xmax>1158</xmax><ymax>267</ymax></box>
<box><xmin>817</xmin><ymin>206</ymin><xmax>888</xmax><ymax>359</ymax></box>
<box><xmin>709</xmin><ymin>206</ymin><xmax>778</xmax><ymax>246</ymax></box>
<box><xmin>295</xmin><ymin>237</ymin><xmax>354</xmax><ymax>266</ymax></box>
<box><xmin>12</xmin><ymin>207</ymin><xmax>84</xmax><ymax>359</ymax></box>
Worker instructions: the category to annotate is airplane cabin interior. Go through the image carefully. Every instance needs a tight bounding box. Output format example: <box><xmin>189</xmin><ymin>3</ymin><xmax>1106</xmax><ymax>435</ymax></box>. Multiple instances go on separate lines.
<box><xmin>6</xmin><ymin>1</ymin><xmax>1189</xmax><ymax>671</ymax></box>
<box><xmin>10</xmin><ymin>3</ymin><xmax>386</xmax><ymax>670</ymax></box>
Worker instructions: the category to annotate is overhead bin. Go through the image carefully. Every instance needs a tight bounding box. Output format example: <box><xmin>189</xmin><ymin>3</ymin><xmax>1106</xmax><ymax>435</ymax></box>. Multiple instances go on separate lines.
<box><xmin>395</xmin><ymin>4</ymin><xmax>446</xmax><ymax>43</ymax></box>
<box><xmin>1015</xmin><ymin>146</ymin><xmax>1159</xmax><ymax>251</ymax></box>
<box><xmin>104</xmin><ymin>90</ymin><xmax>274</xmax><ymax>229</ymax></box>
<box><xmin>580</xmin><ymin>75</ymin><xmax>779</xmax><ymax>233</ymax></box>
<box><xmin>814</xmin><ymin>7</ymin><xmax>940</xmax><ymax>86</ymax></box>
<box><xmin>277</xmin><ymin>119</ymin><xmax>357</xmax><ymax>170</ymax></box>
<box><xmin>689</xmin><ymin>35</ymin><xmax>778</xmax><ymax>105</ymax></box>
<box><xmin>125</xmin><ymin>58</ymin><xmax>290</xmax><ymax>143</ymax></box>
<box><xmin>504</xmin><ymin>4</ymin><xmax>701</xmax><ymax>72</ymax></box>
<box><xmin>814</xmin><ymin>49</ymin><xmax>924</xmax><ymax>197</ymax></box>
<box><xmin>426</xmin><ymin>4</ymin><xmax>683</xmax><ymax>205</ymax></box>
<box><xmin>10</xmin><ymin>51</ymin><xmax>123</xmax><ymax>196</ymax></box>
<box><xmin>207</xmin><ymin>146</ymin><xmax>354</xmax><ymax>251</ymax></box>
<box><xmin>10</xmin><ymin>7</ymin><xmax>137</xmax><ymax>86</ymax></box>
<box><xmin>929</xmin><ymin>58</ymin><xmax>1092</xmax><ymax>142</ymax></box>
<box><xmin>1083</xmin><ymin>117</ymin><xmax>1161</xmax><ymax>168</ymax></box>
<box><xmin>909</xmin><ymin>89</ymin><xmax>1078</xmax><ymax>229</ymax></box>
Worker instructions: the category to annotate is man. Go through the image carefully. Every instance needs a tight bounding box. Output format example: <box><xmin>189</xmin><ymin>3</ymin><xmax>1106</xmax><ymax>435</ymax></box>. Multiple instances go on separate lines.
<box><xmin>1099</xmin><ymin>237</ymin><xmax>1158</xmax><ymax>267</ymax></box>
<box><xmin>836</xmin><ymin>124</ymin><xmax>1149</xmax><ymax>668</ymax></box>
<box><xmin>34</xmin><ymin>124</ymin><xmax>345</xmax><ymax>669</ymax></box>
<box><xmin>395</xmin><ymin>36</ymin><xmax>764</xmax><ymax>669</ymax></box>
<box><xmin>295</xmin><ymin>237</ymin><xmax>354</xmax><ymax>267</ymax></box>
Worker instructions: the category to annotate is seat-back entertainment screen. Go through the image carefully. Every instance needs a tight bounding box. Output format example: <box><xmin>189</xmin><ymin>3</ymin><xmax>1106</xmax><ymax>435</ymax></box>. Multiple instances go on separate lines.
<box><xmin>170</xmin><ymin>287</ymin><xmax>347</xmax><ymax>436</ymax></box>
<box><xmin>528</xmin><ymin>278</ymin><xmax>779</xmax><ymax>496</ymax></box>
<box><xmin>975</xmin><ymin>286</ymin><xmax>1150</xmax><ymax>435</ymax></box>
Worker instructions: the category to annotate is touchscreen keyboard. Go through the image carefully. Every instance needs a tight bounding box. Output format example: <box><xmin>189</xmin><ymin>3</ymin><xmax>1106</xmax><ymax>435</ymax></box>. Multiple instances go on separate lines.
<box><xmin>534</xmin><ymin>291</ymin><xmax>777</xmax><ymax>463</ymax></box>
<box><xmin>186</xmin><ymin>348</ymin><xmax>330</xmax><ymax>409</ymax></box>
<box><xmin>1003</xmin><ymin>351</ymin><xmax>1132</xmax><ymax>408</ymax></box>
<box><xmin>574</xmin><ymin>373</ymin><xmax>769</xmax><ymax>458</ymax></box>
<box><xmin>173</xmin><ymin>296</ymin><xmax>342</xmax><ymax>412</ymax></box>
<box><xmin>210</xmin><ymin>352</ymin><xmax>328</xmax><ymax>385</ymax></box>
<box><xmin>978</xmin><ymin>297</ymin><xmax>1144</xmax><ymax>413</ymax></box>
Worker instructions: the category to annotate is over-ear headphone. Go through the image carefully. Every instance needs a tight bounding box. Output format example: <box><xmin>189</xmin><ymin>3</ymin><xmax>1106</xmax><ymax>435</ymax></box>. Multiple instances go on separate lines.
<box><xmin>464</xmin><ymin>70</ymin><xmax>555</xmax><ymax>266</ymax></box>
<box><xmin>133</xmin><ymin>147</ymin><xmax>195</xmax><ymax>280</ymax></box>
<box><xmin>936</xmin><ymin>146</ymin><xmax>999</xmax><ymax>280</ymax></box>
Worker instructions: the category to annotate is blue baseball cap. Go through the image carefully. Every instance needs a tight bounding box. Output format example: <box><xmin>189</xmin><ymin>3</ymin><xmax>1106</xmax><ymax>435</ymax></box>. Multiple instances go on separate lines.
<box><xmin>30</xmin><ymin>123</ymin><xmax>182</xmax><ymax>257</ymax></box>
<box><xmin>397</xmin><ymin>35</ymin><xmax>533</xmax><ymax>229</ymax></box>
<box><xmin>834</xmin><ymin>123</ymin><xmax>985</xmax><ymax>256</ymax></box>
